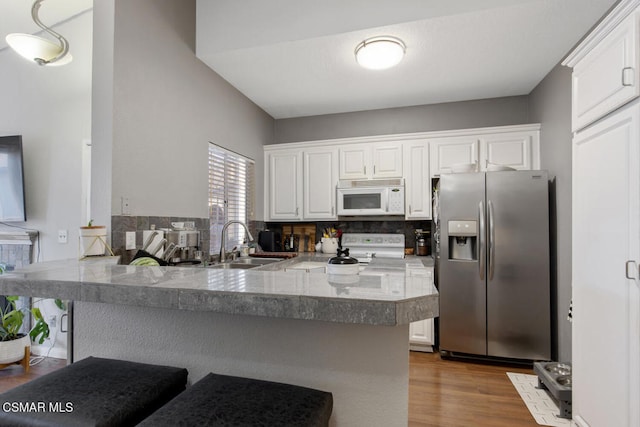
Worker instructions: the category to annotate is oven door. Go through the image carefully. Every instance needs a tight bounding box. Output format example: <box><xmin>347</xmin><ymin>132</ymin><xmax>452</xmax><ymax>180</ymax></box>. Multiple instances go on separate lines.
<box><xmin>337</xmin><ymin>187</ymin><xmax>388</xmax><ymax>215</ymax></box>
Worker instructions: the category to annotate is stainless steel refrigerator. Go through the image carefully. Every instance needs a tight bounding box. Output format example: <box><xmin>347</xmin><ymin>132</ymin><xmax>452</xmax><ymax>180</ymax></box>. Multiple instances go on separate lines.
<box><xmin>437</xmin><ymin>170</ymin><xmax>550</xmax><ymax>360</ymax></box>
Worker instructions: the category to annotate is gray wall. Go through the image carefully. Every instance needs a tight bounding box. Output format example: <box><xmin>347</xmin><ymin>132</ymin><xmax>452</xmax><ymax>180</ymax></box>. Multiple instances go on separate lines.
<box><xmin>274</xmin><ymin>96</ymin><xmax>529</xmax><ymax>143</ymax></box>
<box><xmin>92</xmin><ymin>0</ymin><xmax>273</xmax><ymax>224</ymax></box>
<box><xmin>0</xmin><ymin>10</ymin><xmax>93</xmax><ymax>260</ymax></box>
<box><xmin>529</xmin><ymin>63</ymin><xmax>573</xmax><ymax>363</ymax></box>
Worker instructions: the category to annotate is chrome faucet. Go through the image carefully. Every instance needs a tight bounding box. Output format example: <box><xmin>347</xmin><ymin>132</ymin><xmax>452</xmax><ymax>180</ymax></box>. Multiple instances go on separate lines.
<box><xmin>219</xmin><ymin>220</ymin><xmax>254</xmax><ymax>262</ymax></box>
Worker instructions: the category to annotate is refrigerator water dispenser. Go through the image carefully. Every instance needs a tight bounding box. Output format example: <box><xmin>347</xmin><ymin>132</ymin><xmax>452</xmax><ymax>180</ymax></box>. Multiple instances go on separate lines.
<box><xmin>447</xmin><ymin>220</ymin><xmax>477</xmax><ymax>260</ymax></box>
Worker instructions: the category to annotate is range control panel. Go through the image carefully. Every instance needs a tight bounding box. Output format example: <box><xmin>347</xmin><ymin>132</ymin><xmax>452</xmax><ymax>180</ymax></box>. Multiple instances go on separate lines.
<box><xmin>341</xmin><ymin>233</ymin><xmax>405</xmax><ymax>261</ymax></box>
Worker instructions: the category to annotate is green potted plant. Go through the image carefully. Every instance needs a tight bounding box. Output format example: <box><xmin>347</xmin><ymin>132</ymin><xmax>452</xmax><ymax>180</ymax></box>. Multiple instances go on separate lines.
<box><xmin>0</xmin><ymin>265</ymin><xmax>65</xmax><ymax>367</ymax></box>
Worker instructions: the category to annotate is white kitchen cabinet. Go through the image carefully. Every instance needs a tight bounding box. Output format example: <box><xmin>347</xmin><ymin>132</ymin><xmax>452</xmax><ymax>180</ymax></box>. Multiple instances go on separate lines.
<box><xmin>429</xmin><ymin>136</ymin><xmax>479</xmax><ymax>176</ymax></box>
<box><xmin>339</xmin><ymin>142</ymin><xmax>402</xmax><ymax>179</ymax></box>
<box><xmin>568</xmin><ymin>9</ymin><xmax>640</xmax><ymax>132</ymax></box>
<box><xmin>409</xmin><ymin>319</ymin><xmax>434</xmax><ymax>352</ymax></box>
<box><xmin>265</xmin><ymin>150</ymin><xmax>302</xmax><ymax>220</ymax></box>
<box><xmin>265</xmin><ymin>146</ymin><xmax>338</xmax><ymax>222</ymax></box>
<box><xmin>566</xmin><ymin>5</ymin><xmax>640</xmax><ymax>425</ymax></box>
<box><xmin>572</xmin><ymin>101</ymin><xmax>640</xmax><ymax>427</ymax></box>
<box><xmin>303</xmin><ymin>147</ymin><xmax>338</xmax><ymax>220</ymax></box>
<box><xmin>479</xmin><ymin>130</ymin><xmax>538</xmax><ymax>171</ymax></box>
<box><xmin>429</xmin><ymin>128</ymin><xmax>539</xmax><ymax>177</ymax></box>
<box><xmin>403</xmin><ymin>140</ymin><xmax>431</xmax><ymax>219</ymax></box>
<box><xmin>408</xmin><ymin>266</ymin><xmax>434</xmax><ymax>351</ymax></box>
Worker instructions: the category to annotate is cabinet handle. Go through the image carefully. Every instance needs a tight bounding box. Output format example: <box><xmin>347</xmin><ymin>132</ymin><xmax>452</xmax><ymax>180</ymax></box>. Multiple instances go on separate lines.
<box><xmin>626</xmin><ymin>260</ymin><xmax>637</xmax><ymax>280</ymax></box>
<box><xmin>622</xmin><ymin>67</ymin><xmax>635</xmax><ymax>87</ymax></box>
<box><xmin>409</xmin><ymin>205</ymin><xmax>412</xmax><ymax>214</ymax></box>
<box><xmin>296</xmin><ymin>207</ymin><xmax>299</xmax><ymax>216</ymax></box>
<box><xmin>364</xmin><ymin>166</ymin><xmax>367</xmax><ymax>175</ymax></box>
<box><xmin>331</xmin><ymin>206</ymin><xmax>334</xmax><ymax>216</ymax></box>
<box><xmin>374</xmin><ymin>165</ymin><xmax>376</xmax><ymax>175</ymax></box>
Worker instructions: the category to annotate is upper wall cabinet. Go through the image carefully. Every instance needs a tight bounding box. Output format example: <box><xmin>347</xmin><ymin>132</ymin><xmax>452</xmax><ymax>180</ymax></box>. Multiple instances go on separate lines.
<box><xmin>565</xmin><ymin>8</ymin><xmax>640</xmax><ymax>132</ymax></box>
<box><xmin>264</xmin><ymin>146</ymin><xmax>338</xmax><ymax>222</ymax></box>
<box><xmin>429</xmin><ymin>126</ymin><xmax>539</xmax><ymax>176</ymax></box>
<box><xmin>265</xmin><ymin>150</ymin><xmax>302</xmax><ymax>221</ymax></box>
<box><xmin>265</xmin><ymin>124</ymin><xmax>540</xmax><ymax>222</ymax></box>
<box><xmin>404</xmin><ymin>140</ymin><xmax>431</xmax><ymax>220</ymax></box>
<box><xmin>429</xmin><ymin>136</ymin><xmax>479</xmax><ymax>176</ymax></box>
<box><xmin>339</xmin><ymin>142</ymin><xmax>403</xmax><ymax>180</ymax></box>
<box><xmin>479</xmin><ymin>130</ymin><xmax>536</xmax><ymax>171</ymax></box>
<box><xmin>303</xmin><ymin>147</ymin><xmax>338</xmax><ymax>220</ymax></box>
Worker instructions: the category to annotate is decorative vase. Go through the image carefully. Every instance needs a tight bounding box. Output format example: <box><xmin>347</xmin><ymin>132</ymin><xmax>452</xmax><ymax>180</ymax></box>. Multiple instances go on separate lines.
<box><xmin>79</xmin><ymin>225</ymin><xmax>107</xmax><ymax>256</ymax></box>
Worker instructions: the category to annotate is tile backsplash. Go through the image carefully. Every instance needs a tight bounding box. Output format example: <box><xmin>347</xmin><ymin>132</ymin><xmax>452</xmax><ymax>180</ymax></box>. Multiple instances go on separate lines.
<box><xmin>265</xmin><ymin>220</ymin><xmax>431</xmax><ymax>252</ymax></box>
<box><xmin>111</xmin><ymin>215</ymin><xmax>210</xmax><ymax>264</ymax></box>
<box><xmin>110</xmin><ymin>216</ymin><xmax>430</xmax><ymax>263</ymax></box>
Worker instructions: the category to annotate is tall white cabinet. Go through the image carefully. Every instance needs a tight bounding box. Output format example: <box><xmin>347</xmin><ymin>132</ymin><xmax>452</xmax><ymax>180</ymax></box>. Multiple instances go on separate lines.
<box><xmin>563</xmin><ymin>2</ymin><xmax>640</xmax><ymax>426</ymax></box>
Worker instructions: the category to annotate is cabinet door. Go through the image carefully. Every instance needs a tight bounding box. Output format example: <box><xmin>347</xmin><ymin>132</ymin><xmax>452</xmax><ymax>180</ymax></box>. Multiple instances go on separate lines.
<box><xmin>339</xmin><ymin>144</ymin><xmax>370</xmax><ymax>179</ymax></box>
<box><xmin>372</xmin><ymin>142</ymin><xmax>403</xmax><ymax>178</ymax></box>
<box><xmin>572</xmin><ymin>13</ymin><xmax>640</xmax><ymax>132</ymax></box>
<box><xmin>303</xmin><ymin>148</ymin><xmax>338</xmax><ymax>220</ymax></box>
<box><xmin>429</xmin><ymin>137</ymin><xmax>479</xmax><ymax>176</ymax></box>
<box><xmin>572</xmin><ymin>102</ymin><xmax>640</xmax><ymax>427</ymax></box>
<box><xmin>404</xmin><ymin>141</ymin><xmax>431</xmax><ymax>219</ymax></box>
<box><xmin>267</xmin><ymin>151</ymin><xmax>302</xmax><ymax>220</ymax></box>
<box><xmin>409</xmin><ymin>319</ymin><xmax>434</xmax><ymax>352</ymax></box>
<box><xmin>479</xmin><ymin>131</ymin><xmax>537</xmax><ymax>170</ymax></box>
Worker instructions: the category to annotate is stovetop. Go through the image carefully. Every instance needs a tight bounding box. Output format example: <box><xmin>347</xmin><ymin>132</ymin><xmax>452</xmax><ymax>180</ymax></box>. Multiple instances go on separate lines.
<box><xmin>341</xmin><ymin>233</ymin><xmax>405</xmax><ymax>263</ymax></box>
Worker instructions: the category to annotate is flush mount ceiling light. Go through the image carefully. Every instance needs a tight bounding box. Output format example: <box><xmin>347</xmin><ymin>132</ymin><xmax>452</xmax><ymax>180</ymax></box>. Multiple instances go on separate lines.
<box><xmin>5</xmin><ymin>0</ymin><xmax>72</xmax><ymax>66</ymax></box>
<box><xmin>354</xmin><ymin>36</ymin><xmax>405</xmax><ymax>70</ymax></box>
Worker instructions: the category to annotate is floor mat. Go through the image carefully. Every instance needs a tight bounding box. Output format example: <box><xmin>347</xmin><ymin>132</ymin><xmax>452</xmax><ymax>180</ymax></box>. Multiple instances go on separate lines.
<box><xmin>507</xmin><ymin>372</ymin><xmax>571</xmax><ymax>427</ymax></box>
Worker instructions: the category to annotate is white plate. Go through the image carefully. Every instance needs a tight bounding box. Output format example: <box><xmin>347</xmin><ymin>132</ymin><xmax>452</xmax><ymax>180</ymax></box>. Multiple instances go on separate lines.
<box><xmin>487</xmin><ymin>164</ymin><xmax>516</xmax><ymax>171</ymax></box>
<box><xmin>451</xmin><ymin>163</ymin><xmax>477</xmax><ymax>173</ymax></box>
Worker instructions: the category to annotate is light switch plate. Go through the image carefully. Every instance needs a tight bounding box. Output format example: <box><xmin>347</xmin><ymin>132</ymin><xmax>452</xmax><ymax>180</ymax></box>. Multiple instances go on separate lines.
<box><xmin>125</xmin><ymin>231</ymin><xmax>136</xmax><ymax>250</ymax></box>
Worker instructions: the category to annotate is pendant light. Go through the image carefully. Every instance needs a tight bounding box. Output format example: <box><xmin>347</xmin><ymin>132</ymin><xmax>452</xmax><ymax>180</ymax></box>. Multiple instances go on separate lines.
<box><xmin>354</xmin><ymin>36</ymin><xmax>405</xmax><ymax>70</ymax></box>
<box><xmin>5</xmin><ymin>0</ymin><xmax>72</xmax><ymax>66</ymax></box>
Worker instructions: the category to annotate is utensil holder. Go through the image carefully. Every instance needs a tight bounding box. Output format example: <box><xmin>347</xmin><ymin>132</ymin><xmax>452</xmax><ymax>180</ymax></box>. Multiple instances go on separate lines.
<box><xmin>321</xmin><ymin>237</ymin><xmax>339</xmax><ymax>254</ymax></box>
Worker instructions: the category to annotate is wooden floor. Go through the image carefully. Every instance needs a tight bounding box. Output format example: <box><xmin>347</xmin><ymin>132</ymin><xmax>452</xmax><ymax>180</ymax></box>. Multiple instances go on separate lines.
<box><xmin>0</xmin><ymin>352</ymin><xmax>538</xmax><ymax>426</ymax></box>
<box><xmin>409</xmin><ymin>352</ymin><xmax>538</xmax><ymax>426</ymax></box>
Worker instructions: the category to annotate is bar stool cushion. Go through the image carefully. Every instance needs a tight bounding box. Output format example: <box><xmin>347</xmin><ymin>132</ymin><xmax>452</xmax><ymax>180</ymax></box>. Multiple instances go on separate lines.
<box><xmin>138</xmin><ymin>372</ymin><xmax>333</xmax><ymax>427</ymax></box>
<box><xmin>0</xmin><ymin>356</ymin><xmax>188</xmax><ymax>427</ymax></box>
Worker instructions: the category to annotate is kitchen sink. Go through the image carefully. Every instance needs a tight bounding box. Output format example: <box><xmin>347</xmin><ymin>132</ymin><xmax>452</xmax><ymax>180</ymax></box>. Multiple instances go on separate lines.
<box><xmin>207</xmin><ymin>257</ymin><xmax>285</xmax><ymax>270</ymax></box>
<box><xmin>231</xmin><ymin>257</ymin><xmax>284</xmax><ymax>265</ymax></box>
<box><xmin>208</xmin><ymin>263</ymin><xmax>255</xmax><ymax>270</ymax></box>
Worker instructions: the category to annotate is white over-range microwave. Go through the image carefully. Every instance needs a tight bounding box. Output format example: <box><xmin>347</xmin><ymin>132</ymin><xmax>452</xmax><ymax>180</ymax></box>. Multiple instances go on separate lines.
<box><xmin>336</xmin><ymin>179</ymin><xmax>405</xmax><ymax>216</ymax></box>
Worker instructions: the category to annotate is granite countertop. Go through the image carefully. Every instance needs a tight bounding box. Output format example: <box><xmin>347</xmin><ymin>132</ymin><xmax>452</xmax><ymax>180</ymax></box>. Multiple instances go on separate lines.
<box><xmin>0</xmin><ymin>255</ymin><xmax>438</xmax><ymax>326</ymax></box>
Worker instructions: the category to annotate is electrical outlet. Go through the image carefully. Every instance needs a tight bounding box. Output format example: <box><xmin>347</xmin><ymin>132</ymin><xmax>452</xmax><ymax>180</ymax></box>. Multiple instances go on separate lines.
<box><xmin>121</xmin><ymin>197</ymin><xmax>131</xmax><ymax>215</ymax></box>
<box><xmin>57</xmin><ymin>229</ymin><xmax>68</xmax><ymax>244</ymax></box>
<box><xmin>48</xmin><ymin>315</ymin><xmax>56</xmax><ymax>328</ymax></box>
<box><xmin>125</xmin><ymin>231</ymin><xmax>136</xmax><ymax>250</ymax></box>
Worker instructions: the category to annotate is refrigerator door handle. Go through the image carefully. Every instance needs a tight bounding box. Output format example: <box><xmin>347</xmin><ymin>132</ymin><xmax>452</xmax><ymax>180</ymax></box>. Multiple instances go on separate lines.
<box><xmin>488</xmin><ymin>200</ymin><xmax>495</xmax><ymax>281</ymax></box>
<box><xmin>478</xmin><ymin>201</ymin><xmax>486</xmax><ymax>280</ymax></box>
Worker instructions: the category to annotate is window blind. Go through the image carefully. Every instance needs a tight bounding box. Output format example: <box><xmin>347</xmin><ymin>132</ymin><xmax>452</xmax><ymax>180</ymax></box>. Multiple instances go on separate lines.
<box><xmin>208</xmin><ymin>143</ymin><xmax>255</xmax><ymax>254</ymax></box>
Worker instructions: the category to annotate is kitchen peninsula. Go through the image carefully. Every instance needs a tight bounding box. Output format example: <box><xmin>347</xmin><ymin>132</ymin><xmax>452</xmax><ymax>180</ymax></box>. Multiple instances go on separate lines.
<box><xmin>0</xmin><ymin>255</ymin><xmax>437</xmax><ymax>426</ymax></box>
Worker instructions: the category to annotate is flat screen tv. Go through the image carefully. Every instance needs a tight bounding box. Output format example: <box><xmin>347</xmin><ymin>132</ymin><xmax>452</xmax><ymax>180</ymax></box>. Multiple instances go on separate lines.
<box><xmin>0</xmin><ymin>135</ymin><xmax>26</xmax><ymax>222</ymax></box>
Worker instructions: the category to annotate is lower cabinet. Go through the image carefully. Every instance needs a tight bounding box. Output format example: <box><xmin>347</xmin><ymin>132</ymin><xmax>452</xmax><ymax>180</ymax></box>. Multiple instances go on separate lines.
<box><xmin>409</xmin><ymin>319</ymin><xmax>434</xmax><ymax>352</ymax></box>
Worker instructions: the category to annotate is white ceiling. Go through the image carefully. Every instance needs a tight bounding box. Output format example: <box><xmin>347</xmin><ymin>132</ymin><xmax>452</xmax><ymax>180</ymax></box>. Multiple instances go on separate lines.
<box><xmin>1</xmin><ymin>1</ymin><xmax>618</xmax><ymax>120</ymax></box>
<box><xmin>196</xmin><ymin>0</ymin><xmax>618</xmax><ymax>119</ymax></box>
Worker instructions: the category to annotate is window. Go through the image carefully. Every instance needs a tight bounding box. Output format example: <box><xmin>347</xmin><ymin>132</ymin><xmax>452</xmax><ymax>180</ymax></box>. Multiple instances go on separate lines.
<box><xmin>208</xmin><ymin>143</ymin><xmax>255</xmax><ymax>254</ymax></box>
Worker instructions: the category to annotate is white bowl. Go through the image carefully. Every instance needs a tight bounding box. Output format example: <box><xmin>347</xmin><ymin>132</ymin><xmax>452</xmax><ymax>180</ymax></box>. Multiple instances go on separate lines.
<box><xmin>451</xmin><ymin>163</ymin><xmax>477</xmax><ymax>173</ymax></box>
<box><xmin>487</xmin><ymin>164</ymin><xmax>516</xmax><ymax>172</ymax></box>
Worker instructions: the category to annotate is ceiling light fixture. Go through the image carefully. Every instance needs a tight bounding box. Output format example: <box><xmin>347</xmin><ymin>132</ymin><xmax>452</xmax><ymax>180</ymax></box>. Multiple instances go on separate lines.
<box><xmin>354</xmin><ymin>36</ymin><xmax>405</xmax><ymax>70</ymax></box>
<box><xmin>5</xmin><ymin>0</ymin><xmax>72</xmax><ymax>66</ymax></box>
